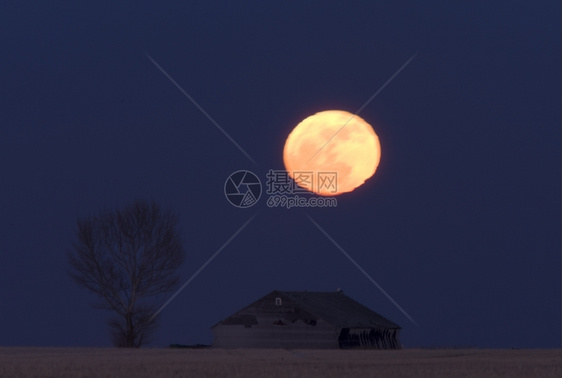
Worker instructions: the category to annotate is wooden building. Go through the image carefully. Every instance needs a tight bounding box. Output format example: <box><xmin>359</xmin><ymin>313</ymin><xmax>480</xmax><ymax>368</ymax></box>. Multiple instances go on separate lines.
<box><xmin>212</xmin><ymin>290</ymin><xmax>401</xmax><ymax>349</ymax></box>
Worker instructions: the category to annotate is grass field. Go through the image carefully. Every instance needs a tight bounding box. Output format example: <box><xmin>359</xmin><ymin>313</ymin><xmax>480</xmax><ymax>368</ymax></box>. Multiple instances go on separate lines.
<box><xmin>0</xmin><ymin>347</ymin><xmax>560</xmax><ymax>377</ymax></box>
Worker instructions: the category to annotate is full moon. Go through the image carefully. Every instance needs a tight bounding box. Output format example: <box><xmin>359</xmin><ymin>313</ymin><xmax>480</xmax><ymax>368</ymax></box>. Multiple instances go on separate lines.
<box><xmin>283</xmin><ymin>110</ymin><xmax>381</xmax><ymax>196</ymax></box>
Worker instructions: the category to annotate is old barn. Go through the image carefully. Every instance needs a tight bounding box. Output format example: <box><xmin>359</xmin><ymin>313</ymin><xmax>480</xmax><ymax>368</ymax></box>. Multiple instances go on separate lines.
<box><xmin>212</xmin><ymin>290</ymin><xmax>401</xmax><ymax>349</ymax></box>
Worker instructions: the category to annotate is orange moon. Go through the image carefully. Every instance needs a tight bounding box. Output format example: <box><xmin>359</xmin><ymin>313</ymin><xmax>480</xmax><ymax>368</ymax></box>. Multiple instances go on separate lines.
<box><xmin>283</xmin><ymin>110</ymin><xmax>381</xmax><ymax>196</ymax></box>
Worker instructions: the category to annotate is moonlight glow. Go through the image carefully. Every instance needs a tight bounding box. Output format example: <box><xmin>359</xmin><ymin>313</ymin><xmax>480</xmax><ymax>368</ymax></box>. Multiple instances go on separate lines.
<box><xmin>283</xmin><ymin>110</ymin><xmax>381</xmax><ymax>196</ymax></box>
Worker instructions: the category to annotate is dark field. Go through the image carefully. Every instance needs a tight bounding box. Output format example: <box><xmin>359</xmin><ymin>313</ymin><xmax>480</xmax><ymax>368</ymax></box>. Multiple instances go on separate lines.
<box><xmin>0</xmin><ymin>347</ymin><xmax>560</xmax><ymax>377</ymax></box>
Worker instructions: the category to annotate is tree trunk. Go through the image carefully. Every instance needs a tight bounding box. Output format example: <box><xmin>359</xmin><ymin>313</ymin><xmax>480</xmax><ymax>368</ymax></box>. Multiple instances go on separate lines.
<box><xmin>125</xmin><ymin>312</ymin><xmax>135</xmax><ymax>348</ymax></box>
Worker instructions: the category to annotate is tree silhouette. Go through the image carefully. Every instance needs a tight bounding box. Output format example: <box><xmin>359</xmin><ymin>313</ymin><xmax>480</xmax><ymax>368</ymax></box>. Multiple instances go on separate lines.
<box><xmin>67</xmin><ymin>200</ymin><xmax>184</xmax><ymax>347</ymax></box>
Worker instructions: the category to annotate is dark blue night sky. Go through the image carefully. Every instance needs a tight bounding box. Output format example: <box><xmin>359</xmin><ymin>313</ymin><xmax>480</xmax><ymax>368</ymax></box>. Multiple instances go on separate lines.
<box><xmin>1</xmin><ymin>1</ymin><xmax>560</xmax><ymax>348</ymax></box>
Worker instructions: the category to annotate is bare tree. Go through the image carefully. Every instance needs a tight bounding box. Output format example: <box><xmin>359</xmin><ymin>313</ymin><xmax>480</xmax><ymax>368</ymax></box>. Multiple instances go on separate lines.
<box><xmin>67</xmin><ymin>200</ymin><xmax>184</xmax><ymax>347</ymax></box>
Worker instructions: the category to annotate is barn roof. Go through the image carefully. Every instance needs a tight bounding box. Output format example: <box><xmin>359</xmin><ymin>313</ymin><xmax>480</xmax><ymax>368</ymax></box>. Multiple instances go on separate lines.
<box><xmin>277</xmin><ymin>290</ymin><xmax>401</xmax><ymax>329</ymax></box>
<box><xmin>213</xmin><ymin>290</ymin><xmax>401</xmax><ymax>329</ymax></box>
